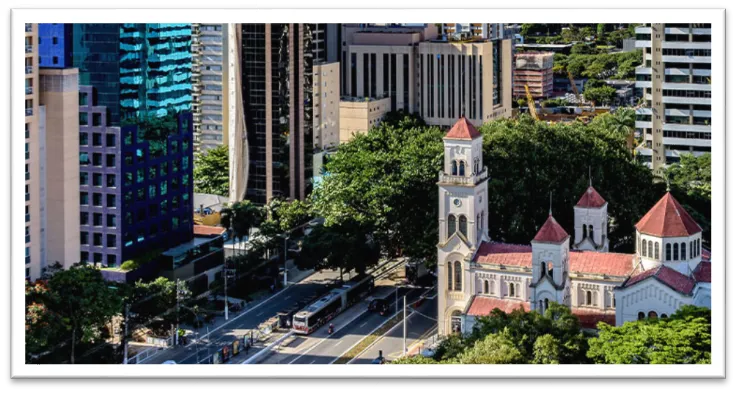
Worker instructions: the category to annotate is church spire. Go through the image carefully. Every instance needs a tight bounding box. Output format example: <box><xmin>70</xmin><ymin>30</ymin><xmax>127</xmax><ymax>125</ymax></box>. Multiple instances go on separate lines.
<box><xmin>549</xmin><ymin>191</ymin><xmax>553</xmax><ymax>216</ymax></box>
<box><xmin>589</xmin><ymin>166</ymin><xmax>592</xmax><ymax>188</ymax></box>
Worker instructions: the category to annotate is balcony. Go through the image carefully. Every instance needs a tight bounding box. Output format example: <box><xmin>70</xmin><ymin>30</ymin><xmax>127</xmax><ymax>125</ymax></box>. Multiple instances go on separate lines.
<box><xmin>438</xmin><ymin>167</ymin><xmax>488</xmax><ymax>186</ymax></box>
<box><xmin>25</xmin><ymin>45</ymin><xmax>32</xmax><ymax>54</ymax></box>
<box><xmin>25</xmin><ymin>66</ymin><xmax>33</xmax><ymax>75</ymax></box>
<box><xmin>25</xmin><ymin>24</ymin><xmax>32</xmax><ymax>33</ymax></box>
<box><xmin>25</xmin><ymin>86</ymin><xmax>33</xmax><ymax>95</ymax></box>
<box><xmin>25</xmin><ymin>172</ymin><xmax>30</xmax><ymax>180</ymax></box>
<box><xmin>25</xmin><ymin>108</ymin><xmax>33</xmax><ymax>116</ymax></box>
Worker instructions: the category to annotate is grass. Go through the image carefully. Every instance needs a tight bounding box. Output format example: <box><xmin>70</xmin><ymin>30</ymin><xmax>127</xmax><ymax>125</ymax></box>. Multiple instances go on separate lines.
<box><xmin>333</xmin><ymin>313</ymin><xmax>403</xmax><ymax>364</ymax></box>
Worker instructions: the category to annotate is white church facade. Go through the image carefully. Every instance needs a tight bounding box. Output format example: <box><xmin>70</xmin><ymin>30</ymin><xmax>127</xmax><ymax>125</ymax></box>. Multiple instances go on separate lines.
<box><xmin>436</xmin><ymin>117</ymin><xmax>712</xmax><ymax>336</ymax></box>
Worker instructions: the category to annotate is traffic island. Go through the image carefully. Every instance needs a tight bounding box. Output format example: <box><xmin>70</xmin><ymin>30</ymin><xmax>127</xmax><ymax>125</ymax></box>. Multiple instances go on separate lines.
<box><xmin>333</xmin><ymin>313</ymin><xmax>403</xmax><ymax>364</ymax></box>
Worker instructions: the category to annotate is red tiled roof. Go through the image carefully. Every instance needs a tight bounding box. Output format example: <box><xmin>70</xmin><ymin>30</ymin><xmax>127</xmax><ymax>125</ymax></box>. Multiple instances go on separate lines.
<box><xmin>701</xmin><ymin>248</ymin><xmax>711</xmax><ymax>262</ymax></box>
<box><xmin>444</xmin><ymin>116</ymin><xmax>481</xmax><ymax>140</ymax></box>
<box><xmin>532</xmin><ymin>215</ymin><xmax>569</xmax><ymax>243</ymax></box>
<box><xmin>194</xmin><ymin>225</ymin><xmax>226</xmax><ymax>236</ymax></box>
<box><xmin>623</xmin><ymin>265</ymin><xmax>695</xmax><ymax>295</ymax></box>
<box><xmin>571</xmin><ymin>308</ymin><xmax>616</xmax><ymax>329</ymax></box>
<box><xmin>474</xmin><ymin>242</ymin><xmax>635</xmax><ymax>277</ymax></box>
<box><xmin>466</xmin><ymin>296</ymin><xmax>530</xmax><ymax>316</ymax></box>
<box><xmin>576</xmin><ymin>186</ymin><xmax>607</xmax><ymax>208</ymax></box>
<box><xmin>635</xmin><ymin>193</ymin><xmax>702</xmax><ymax>237</ymax></box>
<box><xmin>692</xmin><ymin>262</ymin><xmax>711</xmax><ymax>283</ymax></box>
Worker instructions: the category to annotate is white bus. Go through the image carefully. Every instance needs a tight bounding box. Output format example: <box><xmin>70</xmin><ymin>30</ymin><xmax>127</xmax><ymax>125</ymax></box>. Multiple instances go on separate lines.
<box><xmin>292</xmin><ymin>275</ymin><xmax>374</xmax><ymax>335</ymax></box>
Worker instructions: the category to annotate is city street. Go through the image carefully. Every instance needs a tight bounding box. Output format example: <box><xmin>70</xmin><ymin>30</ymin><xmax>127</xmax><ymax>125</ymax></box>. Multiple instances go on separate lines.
<box><xmin>350</xmin><ymin>295</ymin><xmax>437</xmax><ymax>364</ymax></box>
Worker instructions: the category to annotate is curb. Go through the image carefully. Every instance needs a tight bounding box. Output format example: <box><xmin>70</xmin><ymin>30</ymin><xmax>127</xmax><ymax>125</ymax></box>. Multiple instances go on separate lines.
<box><xmin>242</xmin><ymin>332</ymin><xmax>295</xmax><ymax>364</ymax></box>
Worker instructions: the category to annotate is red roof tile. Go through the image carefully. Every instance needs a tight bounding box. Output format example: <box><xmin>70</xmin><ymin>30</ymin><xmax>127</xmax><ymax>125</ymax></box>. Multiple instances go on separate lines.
<box><xmin>623</xmin><ymin>265</ymin><xmax>695</xmax><ymax>295</ymax></box>
<box><xmin>701</xmin><ymin>247</ymin><xmax>711</xmax><ymax>262</ymax></box>
<box><xmin>576</xmin><ymin>186</ymin><xmax>607</xmax><ymax>208</ymax></box>
<box><xmin>635</xmin><ymin>193</ymin><xmax>702</xmax><ymax>237</ymax></box>
<box><xmin>532</xmin><ymin>215</ymin><xmax>569</xmax><ymax>243</ymax></box>
<box><xmin>474</xmin><ymin>242</ymin><xmax>635</xmax><ymax>277</ymax></box>
<box><xmin>466</xmin><ymin>296</ymin><xmax>530</xmax><ymax>316</ymax></box>
<box><xmin>194</xmin><ymin>225</ymin><xmax>226</xmax><ymax>236</ymax></box>
<box><xmin>444</xmin><ymin>117</ymin><xmax>481</xmax><ymax>140</ymax></box>
<box><xmin>692</xmin><ymin>262</ymin><xmax>711</xmax><ymax>283</ymax></box>
<box><xmin>571</xmin><ymin>308</ymin><xmax>616</xmax><ymax>329</ymax></box>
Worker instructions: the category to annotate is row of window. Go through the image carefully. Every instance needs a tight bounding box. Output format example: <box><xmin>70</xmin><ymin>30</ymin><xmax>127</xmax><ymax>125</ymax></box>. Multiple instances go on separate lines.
<box><xmin>80</xmin><ymin>172</ymin><xmax>117</xmax><ymax>188</ymax></box>
<box><xmin>80</xmin><ymin>212</ymin><xmax>117</xmax><ymax>228</ymax></box>
<box><xmin>80</xmin><ymin>231</ymin><xmax>117</xmax><ymax>248</ymax></box>
<box><xmin>80</xmin><ymin>251</ymin><xmax>117</xmax><ymax>267</ymax></box>
<box><xmin>638</xmin><ymin>311</ymin><xmax>668</xmax><ymax>320</ymax></box>
<box><xmin>80</xmin><ymin>152</ymin><xmax>116</xmax><ymax>168</ymax></box>
<box><xmin>662</xmin><ymin>48</ymin><xmax>711</xmax><ymax>57</ymax></box>
<box><xmin>663</xmin><ymin>89</ymin><xmax>711</xmax><ymax>98</ymax></box>
<box><xmin>640</xmin><ymin>238</ymin><xmax>701</xmax><ymax>261</ymax></box>
<box><xmin>80</xmin><ymin>132</ymin><xmax>117</xmax><ymax>148</ymax></box>
<box><xmin>80</xmin><ymin>192</ymin><xmax>117</xmax><ymax>208</ymax></box>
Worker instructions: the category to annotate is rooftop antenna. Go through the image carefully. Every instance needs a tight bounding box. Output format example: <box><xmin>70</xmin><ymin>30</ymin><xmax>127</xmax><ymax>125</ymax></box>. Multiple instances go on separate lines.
<box><xmin>588</xmin><ymin>166</ymin><xmax>592</xmax><ymax>188</ymax></box>
<box><xmin>549</xmin><ymin>191</ymin><xmax>553</xmax><ymax>216</ymax></box>
<box><xmin>665</xmin><ymin>174</ymin><xmax>671</xmax><ymax>193</ymax></box>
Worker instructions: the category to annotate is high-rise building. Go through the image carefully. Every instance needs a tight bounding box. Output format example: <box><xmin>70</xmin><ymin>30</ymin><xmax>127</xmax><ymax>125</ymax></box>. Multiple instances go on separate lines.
<box><xmin>237</xmin><ymin>23</ymin><xmax>333</xmax><ymax>204</ymax></box>
<box><xmin>513</xmin><ymin>52</ymin><xmax>554</xmax><ymax>99</ymax></box>
<box><xmin>25</xmin><ymin>23</ymin><xmax>41</xmax><ymax>280</ymax></box>
<box><xmin>440</xmin><ymin>23</ymin><xmax>508</xmax><ymax>40</ymax></box>
<box><xmin>634</xmin><ymin>23</ymin><xmax>712</xmax><ymax>175</ymax></box>
<box><xmin>192</xmin><ymin>23</ymin><xmax>230</xmax><ymax>152</ymax></box>
<box><xmin>418</xmin><ymin>38</ymin><xmax>513</xmax><ymax>128</ymax></box>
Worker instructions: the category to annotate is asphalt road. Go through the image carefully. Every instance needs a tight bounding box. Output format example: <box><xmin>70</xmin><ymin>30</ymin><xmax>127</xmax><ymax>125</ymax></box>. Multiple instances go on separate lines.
<box><xmin>282</xmin><ymin>287</ymin><xmax>422</xmax><ymax>365</ymax></box>
<box><xmin>141</xmin><ymin>269</ymin><xmax>340</xmax><ymax>364</ymax></box>
<box><xmin>350</xmin><ymin>295</ymin><xmax>437</xmax><ymax>364</ymax></box>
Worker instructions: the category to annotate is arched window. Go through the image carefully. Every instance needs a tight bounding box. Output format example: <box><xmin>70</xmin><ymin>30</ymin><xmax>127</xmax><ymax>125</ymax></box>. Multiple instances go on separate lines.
<box><xmin>544</xmin><ymin>298</ymin><xmax>549</xmax><ymax>311</ymax></box>
<box><xmin>697</xmin><ymin>239</ymin><xmax>701</xmax><ymax>256</ymax></box>
<box><xmin>540</xmin><ymin>262</ymin><xmax>546</xmax><ymax>279</ymax></box>
<box><xmin>681</xmin><ymin>243</ymin><xmax>686</xmax><ymax>260</ymax></box>
<box><xmin>459</xmin><ymin>161</ymin><xmax>466</xmax><ymax>176</ymax></box>
<box><xmin>484</xmin><ymin>280</ymin><xmax>489</xmax><ymax>294</ymax></box>
<box><xmin>654</xmin><ymin>242</ymin><xmax>660</xmax><ymax>260</ymax></box>
<box><xmin>674</xmin><ymin>243</ymin><xmax>679</xmax><ymax>260</ymax></box>
<box><xmin>489</xmin><ymin>280</ymin><xmax>495</xmax><ymax>294</ymax></box>
<box><xmin>459</xmin><ymin>215</ymin><xmax>468</xmax><ymax>238</ymax></box>
<box><xmin>612</xmin><ymin>295</ymin><xmax>616</xmax><ymax>307</ymax></box>
<box><xmin>547</xmin><ymin>262</ymin><xmax>554</xmax><ymax>277</ymax></box>
<box><xmin>648</xmin><ymin>311</ymin><xmax>658</xmax><ymax>319</ymax></box>
<box><xmin>447</xmin><ymin>215</ymin><xmax>456</xmax><ymax>238</ymax></box>
<box><xmin>451</xmin><ymin>161</ymin><xmax>458</xmax><ymax>175</ymax></box>
<box><xmin>515</xmin><ymin>283</ymin><xmax>520</xmax><ymax>298</ymax></box>
<box><xmin>582</xmin><ymin>224</ymin><xmax>588</xmax><ymax>240</ymax></box>
<box><xmin>539</xmin><ymin>300</ymin><xmax>543</xmax><ymax>311</ymax></box>
<box><xmin>588</xmin><ymin>224</ymin><xmax>594</xmax><ymax>240</ymax></box>
<box><xmin>689</xmin><ymin>241</ymin><xmax>693</xmax><ymax>259</ymax></box>
<box><xmin>660</xmin><ymin>313</ymin><xmax>668</xmax><ymax>319</ymax></box>
<box><xmin>638</xmin><ymin>312</ymin><xmax>645</xmax><ymax>320</ymax></box>
<box><xmin>641</xmin><ymin>239</ymin><xmax>647</xmax><ymax>256</ymax></box>
<box><xmin>648</xmin><ymin>241</ymin><xmax>653</xmax><ymax>258</ymax></box>
<box><xmin>476</xmin><ymin>213</ymin><xmax>481</xmax><ymax>231</ymax></box>
<box><xmin>666</xmin><ymin>243</ymin><xmax>671</xmax><ymax>261</ymax></box>
<box><xmin>447</xmin><ymin>263</ymin><xmax>453</xmax><ymax>291</ymax></box>
<box><xmin>453</xmin><ymin>261</ymin><xmax>462</xmax><ymax>291</ymax></box>
<box><xmin>586</xmin><ymin>290</ymin><xmax>592</xmax><ymax>306</ymax></box>
<box><xmin>509</xmin><ymin>282</ymin><xmax>515</xmax><ymax>297</ymax></box>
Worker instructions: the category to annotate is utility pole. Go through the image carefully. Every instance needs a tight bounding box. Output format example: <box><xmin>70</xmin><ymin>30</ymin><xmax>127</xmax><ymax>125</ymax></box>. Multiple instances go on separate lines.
<box><xmin>395</xmin><ymin>287</ymin><xmax>398</xmax><ymax>315</ymax></box>
<box><xmin>283</xmin><ymin>233</ymin><xmax>288</xmax><ymax>287</ymax></box>
<box><xmin>123</xmin><ymin>303</ymin><xmax>129</xmax><ymax>364</ymax></box>
<box><xmin>403</xmin><ymin>295</ymin><xmax>407</xmax><ymax>355</ymax></box>
<box><xmin>175</xmin><ymin>279</ymin><xmax>180</xmax><ymax>346</ymax></box>
<box><xmin>224</xmin><ymin>259</ymin><xmax>229</xmax><ymax>320</ymax></box>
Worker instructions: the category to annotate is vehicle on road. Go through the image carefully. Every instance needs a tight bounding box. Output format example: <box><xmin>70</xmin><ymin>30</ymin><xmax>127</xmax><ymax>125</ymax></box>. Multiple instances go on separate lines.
<box><xmin>292</xmin><ymin>274</ymin><xmax>374</xmax><ymax>335</ymax></box>
<box><xmin>368</xmin><ymin>298</ymin><xmax>390</xmax><ymax>316</ymax></box>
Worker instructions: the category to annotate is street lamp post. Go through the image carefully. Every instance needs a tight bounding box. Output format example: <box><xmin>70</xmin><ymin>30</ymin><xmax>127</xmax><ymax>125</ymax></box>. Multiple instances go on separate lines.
<box><xmin>283</xmin><ymin>234</ymin><xmax>289</xmax><ymax>287</ymax></box>
<box><xmin>175</xmin><ymin>279</ymin><xmax>180</xmax><ymax>346</ymax></box>
<box><xmin>224</xmin><ymin>260</ymin><xmax>229</xmax><ymax>321</ymax></box>
<box><xmin>122</xmin><ymin>303</ymin><xmax>129</xmax><ymax>364</ymax></box>
<box><xmin>403</xmin><ymin>295</ymin><xmax>407</xmax><ymax>356</ymax></box>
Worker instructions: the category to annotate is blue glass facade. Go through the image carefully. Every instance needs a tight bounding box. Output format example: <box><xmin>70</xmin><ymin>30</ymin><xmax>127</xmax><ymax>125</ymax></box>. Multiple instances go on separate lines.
<box><xmin>38</xmin><ymin>23</ymin><xmax>73</xmax><ymax>68</ymax></box>
<box><xmin>71</xmin><ymin>23</ymin><xmax>192</xmax><ymax>126</ymax></box>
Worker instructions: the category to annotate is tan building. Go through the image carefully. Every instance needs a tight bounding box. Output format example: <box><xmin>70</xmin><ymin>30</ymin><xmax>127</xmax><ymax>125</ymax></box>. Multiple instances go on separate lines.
<box><xmin>25</xmin><ymin>23</ymin><xmax>40</xmax><ymax>280</ymax></box>
<box><xmin>39</xmin><ymin>68</ymin><xmax>80</xmax><ymax>271</ymax></box>
<box><xmin>192</xmin><ymin>23</ymin><xmax>230</xmax><ymax>153</ymax></box>
<box><xmin>418</xmin><ymin>39</ymin><xmax>513</xmax><ymax>128</ymax></box>
<box><xmin>313</xmin><ymin>62</ymin><xmax>340</xmax><ymax>150</ymax></box>
<box><xmin>339</xmin><ymin>96</ymin><xmax>391</xmax><ymax>144</ymax></box>
<box><xmin>513</xmin><ymin>52</ymin><xmax>554</xmax><ymax>99</ymax></box>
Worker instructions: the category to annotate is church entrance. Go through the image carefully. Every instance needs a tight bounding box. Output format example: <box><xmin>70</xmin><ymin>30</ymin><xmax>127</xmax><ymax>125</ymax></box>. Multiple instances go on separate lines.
<box><xmin>451</xmin><ymin>310</ymin><xmax>463</xmax><ymax>334</ymax></box>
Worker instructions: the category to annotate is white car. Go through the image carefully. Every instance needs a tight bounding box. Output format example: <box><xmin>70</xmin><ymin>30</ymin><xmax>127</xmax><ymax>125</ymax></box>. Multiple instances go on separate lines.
<box><xmin>162</xmin><ymin>360</ymin><xmax>177</xmax><ymax>364</ymax></box>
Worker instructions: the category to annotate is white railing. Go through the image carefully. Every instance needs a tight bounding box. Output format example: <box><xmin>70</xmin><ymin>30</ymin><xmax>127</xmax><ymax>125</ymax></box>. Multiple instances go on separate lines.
<box><xmin>438</xmin><ymin>167</ymin><xmax>488</xmax><ymax>185</ymax></box>
<box><xmin>127</xmin><ymin>335</ymin><xmax>173</xmax><ymax>364</ymax></box>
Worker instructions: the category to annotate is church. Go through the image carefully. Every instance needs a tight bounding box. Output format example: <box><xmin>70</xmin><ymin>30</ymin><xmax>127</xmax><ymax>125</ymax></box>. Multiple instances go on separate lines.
<box><xmin>436</xmin><ymin>117</ymin><xmax>712</xmax><ymax>336</ymax></box>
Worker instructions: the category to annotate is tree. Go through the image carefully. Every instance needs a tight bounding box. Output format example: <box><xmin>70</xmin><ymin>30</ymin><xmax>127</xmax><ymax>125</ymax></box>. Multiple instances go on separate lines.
<box><xmin>193</xmin><ymin>145</ymin><xmax>229</xmax><ymax>196</ymax></box>
<box><xmin>665</xmin><ymin>154</ymin><xmax>711</xmax><ymax>246</ymax></box>
<box><xmin>533</xmin><ymin>334</ymin><xmax>562</xmax><ymax>364</ymax></box>
<box><xmin>588</xmin><ymin>305</ymin><xmax>711</xmax><ymax>364</ymax></box>
<box><xmin>478</xmin><ymin>115</ymin><xmax>663</xmax><ymax>252</ymax></box>
<box><xmin>457</xmin><ymin>333</ymin><xmax>525</xmax><ymax>364</ymax></box>
<box><xmin>590</xmin><ymin>108</ymin><xmax>636</xmax><ymax>146</ymax></box>
<box><xmin>312</xmin><ymin>113</ymin><xmax>444</xmax><ymax>266</ymax></box>
<box><xmin>583</xmin><ymin>85</ymin><xmax>617</xmax><ymax>106</ymax></box>
<box><xmin>36</xmin><ymin>265</ymin><xmax>122</xmax><ymax>364</ymax></box>
<box><xmin>221</xmin><ymin>200</ymin><xmax>264</xmax><ymax>248</ymax></box>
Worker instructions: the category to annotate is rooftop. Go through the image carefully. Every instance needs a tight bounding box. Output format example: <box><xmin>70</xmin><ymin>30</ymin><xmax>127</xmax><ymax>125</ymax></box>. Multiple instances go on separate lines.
<box><xmin>465</xmin><ymin>296</ymin><xmax>530</xmax><ymax>316</ymax></box>
<box><xmin>576</xmin><ymin>186</ymin><xmax>607</xmax><ymax>209</ymax></box>
<box><xmin>444</xmin><ymin>116</ymin><xmax>481</xmax><ymax>140</ymax></box>
<box><xmin>622</xmin><ymin>264</ymin><xmax>696</xmax><ymax>295</ymax></box>
<box><xmin>532</xmin><ymin>215</ymin><xmax>569</xmax><ymax>243</ymax></box>
<box><xmin>635</xmin><ymin>192</ymin><xmax>702</xmax><ymax>237</ymax></box>
<box><xmin>162</xmin><ymin>236</ymin><xmax>213</xmax><ymax>257</ymax></box>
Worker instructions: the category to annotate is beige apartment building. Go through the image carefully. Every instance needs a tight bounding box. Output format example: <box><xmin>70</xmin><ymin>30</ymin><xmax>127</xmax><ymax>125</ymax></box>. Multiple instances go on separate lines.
<box><xmin>25</xmin><ymin>23</ymin><xmax>40</xmax><ymax>280</ymax></box>
<box><xmin>38</xmin><ymin>68</ymin><xmax>80</xmax><ymax>272</ymax></box>
<box><xmin>513</xmin><ymin>52</ymin><xmax>554</xmax><ymax>99</ymax></box>
<box><xmin>339</xmin><ymin>96</ymin><xmax>391</xmax><ymax>144</ymax></box>
<box><xmin>192</xmin><ymin>23</ymin><xmax>229</xmax><ymax>153</ymax></box>
<box><xmin>418</xmin><ymin>39</ymin><xmax>513</xmax><ymax>128</ymax></box>
<box><xmin>313</xmin><ymin>62</ymin><xmax>340</xmax><ymax>150</ymax></box>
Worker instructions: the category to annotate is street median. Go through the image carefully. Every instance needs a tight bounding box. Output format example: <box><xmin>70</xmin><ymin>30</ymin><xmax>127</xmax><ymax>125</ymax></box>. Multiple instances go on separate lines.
<box><xmin>332</xmin><ymin>312</ymin><xmax>404</xmax><ymax>364</ymax></box>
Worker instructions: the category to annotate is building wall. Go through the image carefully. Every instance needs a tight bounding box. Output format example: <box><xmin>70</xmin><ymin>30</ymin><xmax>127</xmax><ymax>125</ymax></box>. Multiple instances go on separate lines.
<box><xmin>635</xmin><ymin>231</ymin><xmax>703</xmax><ymax>273</ymax></box>
<box><xmin>38</xmin><ymin>23</ymin><xmax>72</xmax><ymax>68</ymax></box>
<box><xmin>615</xmin><ymin>279</ymin><xmax>693</xmax><ymax>325</ymax></box>
<box><xmin>513</xmin><ymin>52</ymin><xmax>554</xmax><ymax>98</ymax></box>
<box><xmin>25</xmin><ymin>23</ymin><xmax>41</xmax><ymax>280</ymax></box>
<box><xmin>39</xmin><ymin>68</ymin><xmax>80</xmax><ymax>270</ymax></box>
<box><xmin>313</xmin><ymin>62</ymin><xmax>340</xmax><ymax>150</ymax></box>
<box><xmin>192</xmin><ymin>23</ymin><xmax>228</xmax><ymax>152</ymax></box>
<box><xmin>634</xmin><ymin>23</ymin><xmax>712</xmax><ymax>173</ymax></box>
<box><xmin>339</xmin><ymin>97</ymin><xmax>391</xmax><ymax>143</ymax></box>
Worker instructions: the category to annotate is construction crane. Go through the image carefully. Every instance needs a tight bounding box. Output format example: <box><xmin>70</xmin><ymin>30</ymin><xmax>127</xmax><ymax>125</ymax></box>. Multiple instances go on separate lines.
<box><xmin>568</xmin><ymin>71</ymin><xmax>583</xmax><ymax>107</ymax></box>
<box><xmin>524</xmin><ymin>84</ymin><xmax>539</xmax><ymax>120</ymax></box>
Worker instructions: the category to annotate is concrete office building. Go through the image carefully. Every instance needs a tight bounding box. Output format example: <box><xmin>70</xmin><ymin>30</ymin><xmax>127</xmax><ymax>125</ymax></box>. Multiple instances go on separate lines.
<box><xmin>513</xmin><ymin>52</ymin><xmax>554</xmax><ymax>99</ymax></box>
<box><xmin>339</xmin><ymin>96</ymin><xmax>391</xmax><ymax>144</ymax></box>
<box><xmin>418</xmin><ymin>39</ymin><xmax>513</xmax><ymax>128</ymax></box>
<box><xmin>192</xmin><ymin>23</ymin><xmax>230</xmax><ymax>152</ymax></box>
<box><xmin>441</xmin><ymin>23</ymin><xmax>507</xmax><ymax>40</ymax></box>
<box><xmin>313</xmin><ymin>62</ymin><xmax>341</xmax><ymax>151</ymax></box>
<box><xmin>25</xmin><ymin>23</ymin><xmax>41</xmax><ymax>280</ymax></box>
<box><xmin>634</xmin><ymin>23</ymin><xmax>712</xmax><ymax>175</ymax></box>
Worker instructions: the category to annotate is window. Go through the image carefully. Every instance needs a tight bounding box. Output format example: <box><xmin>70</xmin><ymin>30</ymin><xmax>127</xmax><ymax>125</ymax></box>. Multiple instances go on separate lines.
<box><xmin>80</xmin><ymin>172</ymin><xmax>89</xmax><ymax>185</ymax></box>
<box><xmin>666</xmin><ymin>243</ymin><xmax>671</xmax><ymax>261</ymax></box>
<box><xmin>648</xmin><ymin>241</ymin><xmax>653</xmax><ymax>258</ymax></box>
<box><xmin>648</xmin><ymin>311</ymin><xmax>658</xmax><ymax>319</ymax></box>
<box><xmin>107</xmin><ymin>234</ymin><xmax>116</xmax><ymax>247</ymax></box>
<box><xmin>459</xmin><ymin>215</ymin><xmax>467</xmax><ymax>238</ymax></box>
<box><xmin>80</xmin><ymin>251</ymin><xmax>89</xmax><ymax>263</ymax></box>
<box><xmin>80</xmin><ymin>212</ymin><xmax>89</xmax><ymax>225</ymax></box>
<box><xmin>583</xmin><ymin>224</ymin><xmax>588</xmax><ymax>240</ymax></box>
<box><xmin>106</xmin><ymin>134</ymin><xmax>116</xmax><ymax>147</ymax></box>
<box><xmin>674</xmin><ymin>243</ymin><xmax>679</xmax><ymax>260</ymax></box>
<box><xmin>94</xmin><ymin>253</ymin><xmax>102</xmax><ymax>263</ymax></box>
<box><xmin>93</xmin><ymin>173</ymin><xmax>102</xmax><ymax>187</ymax></box>
<box><xmin>106</xmin><ymin>154</ymin><xmax>116</xmax><ymax>167</ymax></box>
<box><xmin>641</xmin><ymin>239</ymin><xmax>647</xmax><ymax>256</ymax></box>
<box><xmin>93</xmin><ymin>233</ymin><xmax>102</xmax><ymax>246</ymax></box>
<box><xmin>681</xmin><ymin>243</ymin><xmax>686</xmax><ymax>260</ymax></box>
<box><xmin>509</xmin><ymin>282</ymin><xmax>515</xmax><ymax>297</ymax></box>
<box><xmin>540</xmin><ymin>262</ymin><xmax>546</xmax><ymax>279</ymax></box>
<box><xmin>93</xmin><ymin>193</ymin><xmax>102</xmax><ymax>206</ymax></box>
<box><xmin>80</xmin><ymin>192</ymin><xmax>89</xmax><ymax>205</ymax></box>
<box><xmin>544</xmin><ymin>298</ymin><xmax>549</xmax><ymax>311</ymax></box>
<box><xmin>107</xmin><ymin>214</ymin><xmax>117</xmax><ymax>228</ymax></box>
<box><xmin>451</xmin><ymin>161</ymin><xmax>457</xmax><ymax>175</ymax></box>
<box><xmin>93</xmin><ymin>213</ymin><xmax>102</xmax><ymax>226</ymax></box>
<box><xmin>447</xmin><ymin>215</ymin><xmax>456</xmax><ymax>238</ymax></box>
<box><xmin>107</xmin><ymin>254</ymin><xmax>117</xmax><ymax>267</ymax></box>
<box><xmin>453</xmin><ymin>261</ymin><xmax>462</xmax><ymax>291</ymax></box>
<box><xmin>107</xmin><ymin>194</ymin><xmax>116</xmax><ymax>208</ymax></box>
<box><xmin>107</xmin><ymin>174</ymin><xmax>116</xmax><ymax>188</ymax></box>
<box><xmin>697</xmin><ymin>239</ymin><xmax>701</xmax><ymax>256</ymax></box>
<box><xmin>654</xmin><ymin>242</ymin><xmax>660</xmax><ymax>259</ymax></box>
<box><xmin>638</xmin><ymin>312</ymin><xmax>645</xmax><ymax>320</ymax></box>
<box><xmin>80</xmin><ymin>231</ymin><xmax>89</xmax><ymax>245</ymax></box>
<box><xmin>93</xmin><ymin>153</ymin><xmax>102</xmax><ymax>166</ymax></box>
<box><xmin>459</xmin><ymin>161</ymin><xmax>465</xmax><ymax>176</ymax></box>
<box><xmin>447</xmin><ymin>263</ymin><xmax>453</xmax><ymax>291</ymax></box>
<box><xmin>93</xmin><ymin>133</ymin><xmax>102</xmax><ymax>146</ymax></box>
<box><xmin>484</xmin><ymin>280</ymin><xmax>489</xmax><ymax>294</ymax></box>
<box><xmin>589</xmin><ymin>225</ymin><xmax>594</xmax><ymax>240</ymax></box>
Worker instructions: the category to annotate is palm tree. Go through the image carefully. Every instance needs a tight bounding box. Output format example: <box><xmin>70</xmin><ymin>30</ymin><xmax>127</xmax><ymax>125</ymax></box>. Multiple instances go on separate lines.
<box><xmin>220</xmin><ymin>200</ymin><xmax>264</xmax><ymax>255</ymax></box>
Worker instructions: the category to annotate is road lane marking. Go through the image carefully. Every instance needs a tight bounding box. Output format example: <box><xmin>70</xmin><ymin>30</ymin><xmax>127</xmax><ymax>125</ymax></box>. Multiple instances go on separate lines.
<box><xmin>288</xmin><ymin>309</ymin><xmax>369</xmax><ymax>364</ymax></box>
<box><xmin>333</xmin><ymin>340</ymin><xmax>343</xmax><ymax>347</ymax></box>
<box><xmin>359</xmin><ymin>322</ymin><xmax>368</xmax><ymax>328</ymax></box>
<box><xmin>310</xmin><ymin>360</ymin><xmax>316</xmax><ymax>364</ymax></box>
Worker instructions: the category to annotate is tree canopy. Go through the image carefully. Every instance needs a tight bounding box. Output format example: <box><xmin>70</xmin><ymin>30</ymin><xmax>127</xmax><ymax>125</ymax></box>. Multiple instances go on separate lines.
<box><xmin>587</xmin><ymin>306</ymin><xmax>711</xmax><ymax>364</ymax></box>
<box><xmin>665</xmin><ymin>154</ymin><xmax>711</xmax><ymax>246</ymax></box>
<box><xmin>220</xmin><ymin>200</ymin><xmax>264</xmax><ymax>243</ymax></box>
<box><xmin>193</xmin><ymin>145</ymin><xmax>229</xmax><ymax>197</ymax></box>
